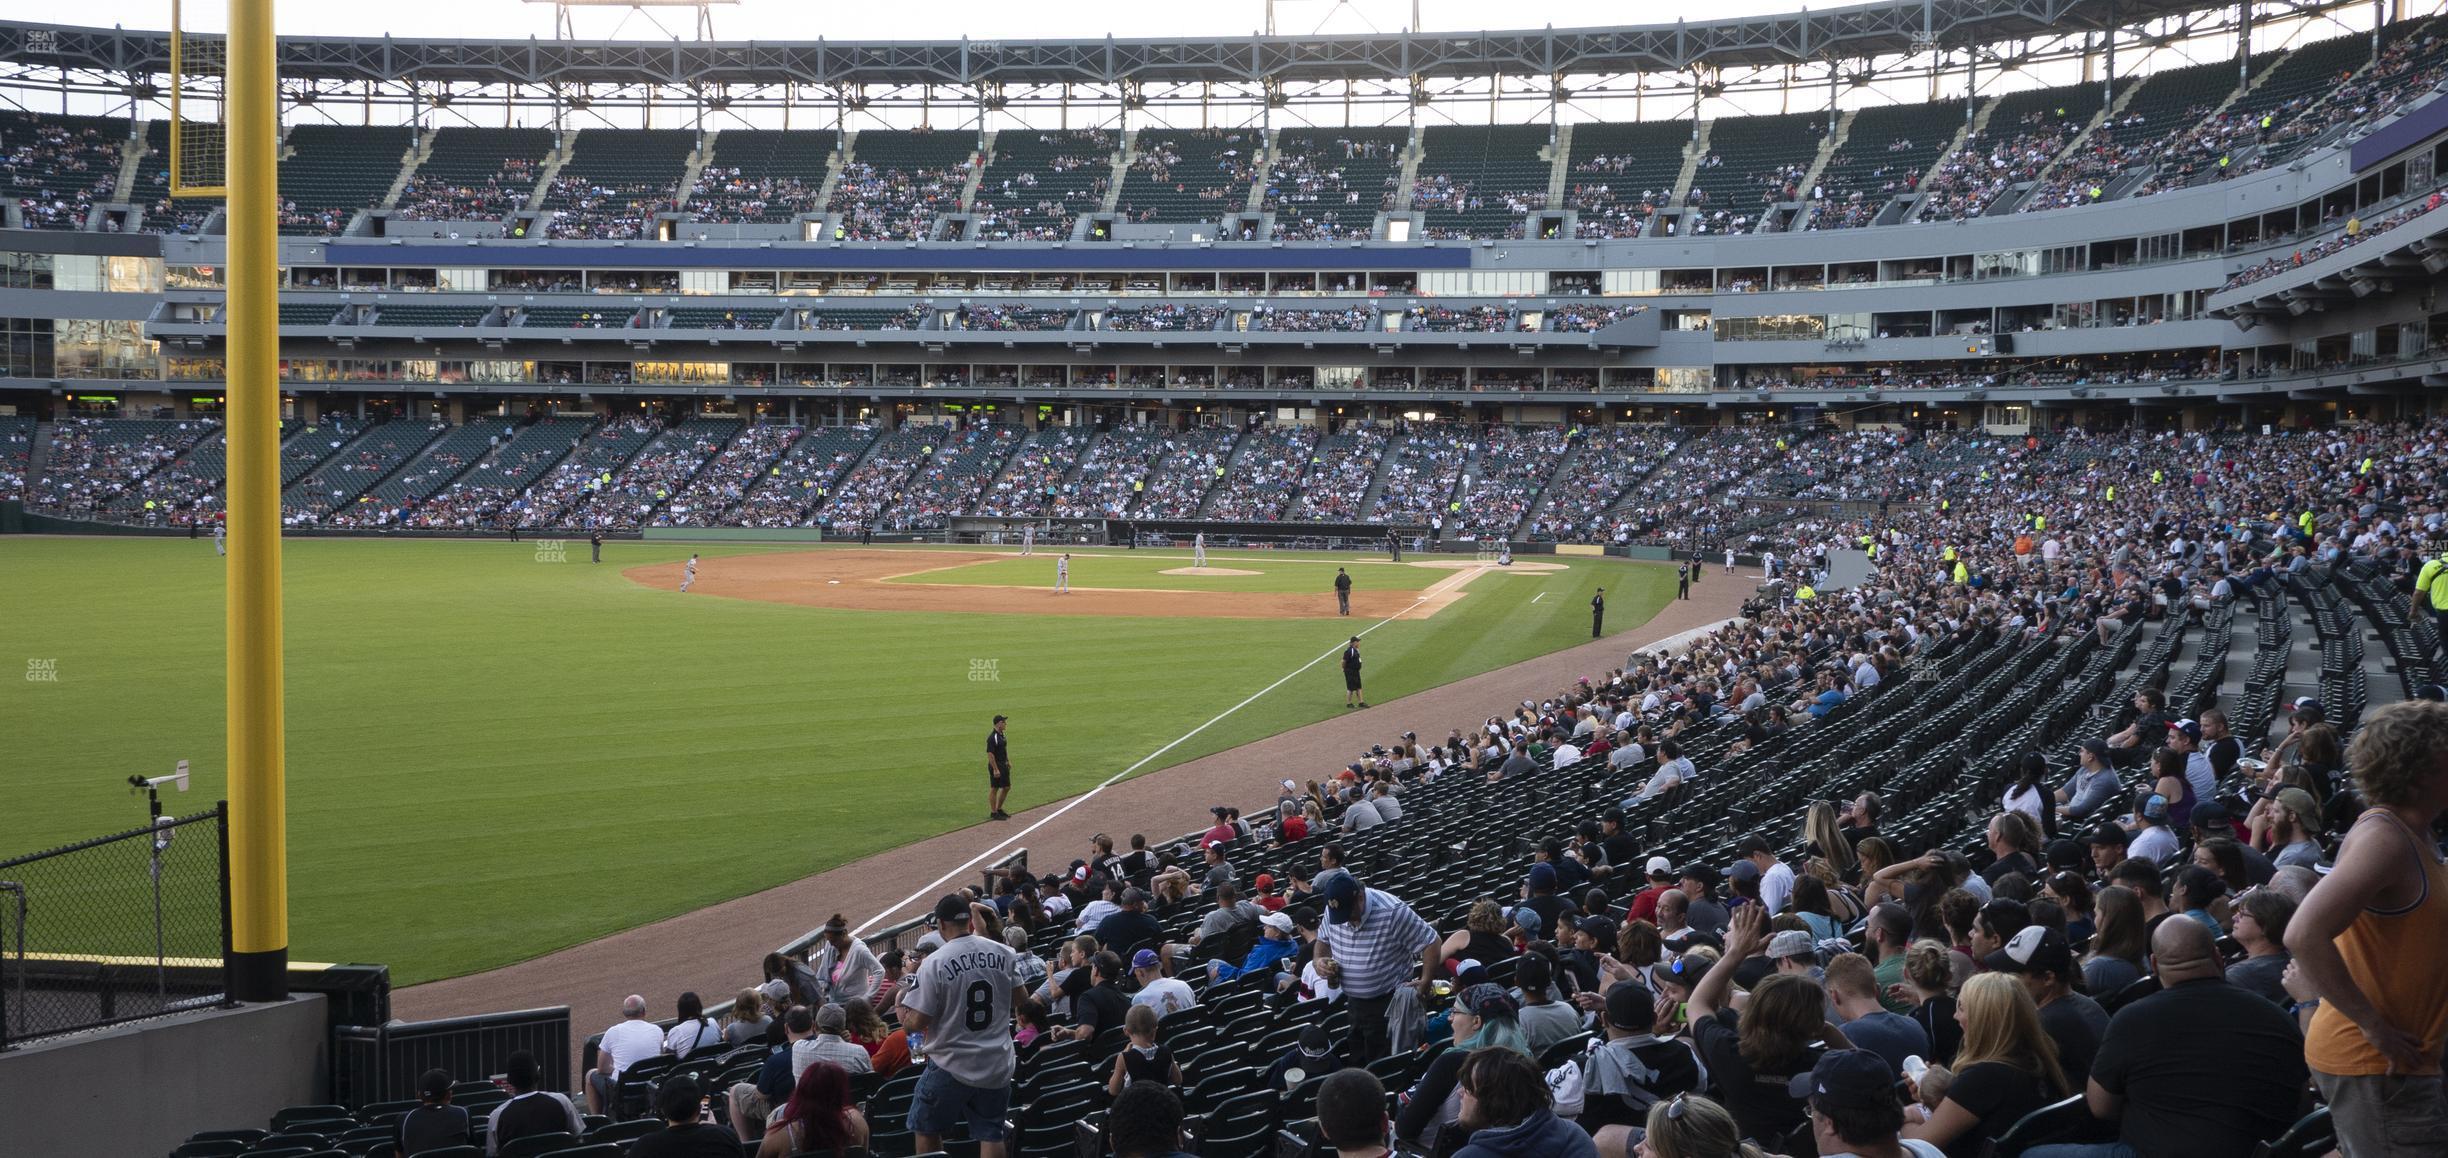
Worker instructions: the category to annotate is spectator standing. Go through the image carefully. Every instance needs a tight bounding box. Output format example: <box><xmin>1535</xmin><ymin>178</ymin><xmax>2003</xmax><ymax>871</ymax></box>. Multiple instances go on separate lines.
<box><xmin>1319</xmin><ymin>872</ymin><xmax>1442</xmax><ymax>1061</ymax></box>
<box><xmin>807</xmin><ymin>915</ymin><xmax>882</xmax><ymax>1004</ymax></box>
<box><xmin>2287</xmin><ymin>700</ymin><xmax>2448</xmax><ymax>1156</ymax></box>
<box><xmin>896</xmin><ymin>896</ymin><xmax>1028</xmax><ymax>1158</ymax></box>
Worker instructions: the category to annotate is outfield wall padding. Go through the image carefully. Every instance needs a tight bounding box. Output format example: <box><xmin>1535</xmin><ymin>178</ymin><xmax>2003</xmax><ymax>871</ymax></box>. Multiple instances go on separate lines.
<box><xmin>0</xmin><ymin>994</ymin><xmax>327</xmax><ymax>1158</ymax></box>
<box><xmin>640</xmin><ymin>527</ymin><xmax>831</xmax><ymax>543</ymax></box>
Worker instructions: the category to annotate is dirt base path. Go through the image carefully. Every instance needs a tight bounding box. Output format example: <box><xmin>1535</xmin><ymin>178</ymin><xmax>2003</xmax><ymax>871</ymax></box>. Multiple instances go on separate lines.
<box><xmin>396</xmin><ymin>564</ymin><xmax>1756</xmax><ymax>1065</ymax></box>
<box><xmin>628</xmin><ymin>549</ymin><xmax>1488</xmax><ymax>620</ymax></box>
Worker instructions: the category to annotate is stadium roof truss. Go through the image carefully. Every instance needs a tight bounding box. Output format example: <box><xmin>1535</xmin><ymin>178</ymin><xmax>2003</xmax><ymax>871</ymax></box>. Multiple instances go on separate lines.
<box><xmin>0</xmin><ymin>0</ymin><xmax>2375</xmax><ymax>125</ymax></box>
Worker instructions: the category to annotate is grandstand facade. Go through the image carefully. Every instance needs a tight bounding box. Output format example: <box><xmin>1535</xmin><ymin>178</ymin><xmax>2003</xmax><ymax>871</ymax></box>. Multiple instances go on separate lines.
<box><xmin>1</xmin><ymin>4</ymin><xmax>2445</xmax><ymax>537</ymax></box>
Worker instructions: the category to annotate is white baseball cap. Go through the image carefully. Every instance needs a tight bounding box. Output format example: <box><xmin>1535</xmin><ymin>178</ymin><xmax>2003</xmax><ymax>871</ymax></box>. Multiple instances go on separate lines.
<box><xmin>1645</xmin><ymin>856</ymin><xmax>1674</xmax><ymax>877</ymax></box>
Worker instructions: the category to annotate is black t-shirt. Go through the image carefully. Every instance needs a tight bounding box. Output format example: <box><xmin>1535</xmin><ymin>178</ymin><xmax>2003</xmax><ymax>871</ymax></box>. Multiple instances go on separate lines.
<box><xmin>1913</xmin><ymin>995</ymin><xmax>1964</xmax><ymax>1066</ymax></box>
<box><xmin>1601</xmin><ymin>832</ymin><xmax>1643</xmax><ymax>869</ymax></box>
<box><xmin>1521</xmin><ymin>894</ymin><xmax>1577</xmax><ymax>938</ymax></box>
<box><xmin>1342</xmin><ymin>645</ymin><xmax>1362</xmax><ymax>672</ymax></box>
<box><xmin>986</xmin><ymin>729</ymin><xmax>1010</xmax><ymax>771</ymax></box>
<box><xmin>1689</xmin><ymin>1009</ymin><xmax>1817</xmax><ymax>1148</ymax></box>
<box><xmin>2090</xmin><ymin>979</ymin><xmax>2309</xmax><ymax>1157</ymax></box>
<box><xmin>1095</xmin><ymin>909</ymin><xmax>1163</xmax><ymax>959</ymax></box>
<box><xmin>1938</xmin><ymin>1061</ymin><xmax>2060</xmax><ymax>1158</ymax></box>
<box><xmin>2205</xmin><ymin>735</ymin><xmax>2242</xmax><ymax>780</ymax></box>
<box><xmin>1980</xmin><ymin>851</ymin><xmax>2038</xmax><ymax>887</ymax></box>
<box><xmin>626</xmin><ymin>1122</ymin><xmax>742</xmax><ymax>1158</ymax></box>
<box><xmin>1072</xmin><ymin>982</ymin><xmax>1130</xmax><ymax>1039</ymax></box>
<box><xmin>2036</xmin><ymin>992</ymin><xmax>2106</xmax><ymax>1090</ymax></box>
<box><xmin>397</xmin><ymin>1105</ymin><xmax>469</xmax><ymax>1156</ymax></box>
<box><xmin>489</xmin><ymin>1092</ymin><xmax>576</xmax><ymax>1152</ymax></box>
<box><xmin>1460</xmin><ymin>930</ymin><xmax>1512</xmax><ymax>970</ymax></box>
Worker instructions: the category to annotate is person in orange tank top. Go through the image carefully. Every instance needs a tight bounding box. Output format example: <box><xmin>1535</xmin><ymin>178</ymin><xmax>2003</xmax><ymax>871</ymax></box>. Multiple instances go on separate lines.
<box><xmin>2286</xmin><ymin>700</ymin><xmax>2448</xmax><ymax>1157</ymax></box>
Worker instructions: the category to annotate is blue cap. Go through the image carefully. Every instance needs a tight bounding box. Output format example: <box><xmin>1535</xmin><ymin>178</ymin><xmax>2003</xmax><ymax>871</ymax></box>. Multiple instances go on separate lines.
<box><xmin>1322</xmin><ymin>874</ymin><xmax>1364</xmax><ymax>925</ymax></box>
<box><xmin>1527</xmin><ymin>862</ymin><xmax>1558</xmax><ymax>892</ymax></box>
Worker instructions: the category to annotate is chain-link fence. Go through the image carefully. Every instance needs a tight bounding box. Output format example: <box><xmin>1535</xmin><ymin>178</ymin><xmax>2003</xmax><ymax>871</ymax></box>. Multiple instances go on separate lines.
<box><xmin>0</xmin><ymin>803</ymin><xmax>230</xmax><ymax>1049</ymax></box>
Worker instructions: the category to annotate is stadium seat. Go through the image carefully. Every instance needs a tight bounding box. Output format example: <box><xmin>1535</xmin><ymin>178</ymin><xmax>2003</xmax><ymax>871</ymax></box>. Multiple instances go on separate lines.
<box><xmin>1984</xmin><ymin>1094</ymin><xmax>2110</xmax><ymax>1156</ymax></box>
<box><xmin>497</xmin><ymin>1131</ymin><xmax>581</xmax><ymax>1157</ymax></box>
<box><xmin>584</xmin><ymin>1118</ymin><xmax>662</xmax><ymax>1144</ymax></box>
<box><xmin>169</xmin><ymin>1141</ymin><xmax>250</xmax><ymax>1158</ymax></box>
<box><xmin>2254</xmin><ymin>1106</ymin><xmax>2335</xmax><ymax>1158</ymax></box>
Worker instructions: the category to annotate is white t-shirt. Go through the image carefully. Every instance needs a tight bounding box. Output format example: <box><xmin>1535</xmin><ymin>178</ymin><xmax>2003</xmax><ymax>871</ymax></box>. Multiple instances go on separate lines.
<box><xmin>663</xmin><ymin>1018</ymin><xmax>721</xmax><ymax>1058</ymax></box>
<box><xmin>1760</xmin><ymin>861</ymin><xmax>1796</xmax><ymax>915</ymax></box>
<box><xmin>2131</xmin><ymin>825</ymin><xmax>2179</xmax><ymax>866</ymax></box>
<box><xmin>2002</xmin><ymin>784</ymin><xmax>2047</xmax><ymax>826</ymax></box>
<box><xmin>598</xmin><ymin>1018</ymin><xmax>665</xmax><ymax>1077</ymax></box>
<box><xmin>1551</xmin><ymin>743</ymin><xmax>1583</xmax><ymax>767</ymax></box>
<box><xmin>1131</xmin><ymin>977</ymin><xmax>1198</xmax><ymax>1017</ymax></box>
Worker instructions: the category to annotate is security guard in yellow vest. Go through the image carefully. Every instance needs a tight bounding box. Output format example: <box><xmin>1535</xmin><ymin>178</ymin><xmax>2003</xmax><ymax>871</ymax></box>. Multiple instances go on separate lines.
<box><xmin>2425</xmin><ymin>550</ymin><xmax>2448</xmax><ymax>638</ymax></box>
<box><xmin>1953</xmin><ymin>560</ymin><xmax>1970</xmax><ymax>585</ymax></box>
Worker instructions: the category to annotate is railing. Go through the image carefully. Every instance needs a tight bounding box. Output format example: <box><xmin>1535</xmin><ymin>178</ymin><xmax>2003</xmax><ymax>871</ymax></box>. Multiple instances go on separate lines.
<box><xmin>332</xmin><ymin>1006</ymin><xmax>572</xmax><ymax>1109</ymax></box>
<box><xmin>0</xmin><ymin>803</ymin><xmax>231</xmax><ymax>1050</ymax></box>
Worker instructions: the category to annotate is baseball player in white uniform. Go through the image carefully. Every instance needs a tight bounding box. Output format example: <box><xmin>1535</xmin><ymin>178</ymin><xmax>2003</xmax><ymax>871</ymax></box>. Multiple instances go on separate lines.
<box><xmin>1055</xmin><ymin>553</ymin><xmax>1070</xmax><ymax>594</ymax></box>
<box><xmin>1193</xmin><ymin>532</ymin><xmax>1207</xmax><ymax>568</ymax></box>
<box><xmin>680</xmin><ymin>553</ymin><xmax>698</xmax><ymax>593</ymax></box>
<box><xmin>1020</xmin><ymin>522</ymin><xmax>1035</xmax><ymax>556</ymax></box>
<box><xmin>1725</xmin><ymin>545</ymin><xmax>1736</xmax><ymax>574</ymax></box>
<box><xmin>212</xmin><ymin>522</ymin><xmax>227</xmax><ymax>557</ymax></box>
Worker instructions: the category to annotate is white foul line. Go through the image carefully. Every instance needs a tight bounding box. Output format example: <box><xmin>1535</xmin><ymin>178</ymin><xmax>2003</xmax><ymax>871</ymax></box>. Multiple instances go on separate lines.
<box><xmin>1531</xmin><ymin>592</ymin><xmax>1547</xmax><ymax>603</ymax></box>
<box><xmin>839</xmin><ymin>568</ymin><xmax>1480</xmax><ymax>940</ymax></box>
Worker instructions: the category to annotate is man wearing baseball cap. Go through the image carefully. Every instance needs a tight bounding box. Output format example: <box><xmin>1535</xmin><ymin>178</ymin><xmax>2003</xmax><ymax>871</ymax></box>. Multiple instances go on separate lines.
<box><xmin>1678</xmin><ymin>864</ymin><xmax>1731</xmax><ymax>937</ymax></box>
<box><xmin>1581</xmin><ymin>979</ymin><xmax>1703</xmax><ymax>1142</ymax></box>
<box><xmin>2084</xmin><ymin>823</ymin><xmax>2131</xmax><ymax>878</ymax></box>
<box><xmin>1210</xmin><ymin>909</ymin><xmax>1302</xmax><ymax>983</ymax></box>
<box><xmin>1788</xmin><ymin>1049</ymin><xmax>1943</xmax><ymax>1157</ymax></box>
<box><xmin>1984</xmin><ymin>926</ymin><xmax>2105</xmax><ymax>1088</ymax></box>
<box><xmin>1318</xmin><ymin>873</ymin><xmax>1441</xmax><ymax>1061</ymax></box>
<box><xmin>1624</xmin><ymin>855</ymin><xmax>1679</xmax><ymax>925</ymax></box>
<box><xmin>2056</xmin><ymin>738</ymin><xmax>2123</xmax><ymax>822</ymax></box>
<box><xmin>1129</xmin><ymin>948</ymin><xmax>1197</xmax><ymax>1017</ymax></box>
<box><xmin>2128</xmin><ymin>793</ymin><xmax>2179</xmax><ymax>866</ymax></box>
<box><xmin>897</xmin><ymin>895</ymin><xmax>1027</xmax><ymax>1158</ymax></box>
<box><xmin>2265</xmin><ymin>787</ymin><xmax>2325</xmax><ymax>868</ymax></box>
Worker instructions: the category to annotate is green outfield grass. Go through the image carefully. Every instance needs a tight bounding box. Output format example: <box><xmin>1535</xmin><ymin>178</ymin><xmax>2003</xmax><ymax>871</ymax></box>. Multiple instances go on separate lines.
<box><xmin>892</xmin><ymin>548</ymin><xmax>1448</xmax><ymax>593</ymax></box>
<box><xmin>0</xmin><ymin>537</ymin><xmax>1673</xmax><ymax>983</ymax></box>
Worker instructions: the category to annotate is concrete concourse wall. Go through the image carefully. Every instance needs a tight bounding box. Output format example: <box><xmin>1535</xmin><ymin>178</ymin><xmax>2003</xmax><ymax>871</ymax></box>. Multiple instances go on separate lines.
<box><xmin>0</xmin><ymin>995</ymin><xmax>327</xmax><ymax>1158</ymax></box>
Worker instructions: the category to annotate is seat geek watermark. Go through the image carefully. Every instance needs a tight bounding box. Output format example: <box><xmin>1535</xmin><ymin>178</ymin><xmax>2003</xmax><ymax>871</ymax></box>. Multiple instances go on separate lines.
<box><xmin>26</xmin><ymin>658</ymin><xmax>58</xmax><ymax>682</ymax></box>
<box><xmin>969</xmin><ymin>658</ymin><xmax>1001</xmax><ymax>682</ymax></box>
<box><xmin>534</xmin><ymin>540</ymin><xmax>568</xmax><ymax>563</ymax></box>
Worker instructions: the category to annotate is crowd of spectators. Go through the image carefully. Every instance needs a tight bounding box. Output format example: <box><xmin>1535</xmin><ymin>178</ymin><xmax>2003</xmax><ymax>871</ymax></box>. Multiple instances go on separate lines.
<box><xmin>975</xmin><ymin>427</ymin><xmax>1092</xmax><ymax>518</ymax></box>
<box><xmin>543</xmin><ymin>179</ymin><xmax>671</xmax><ymax>240</ymax></box>
<box><xmin>1</xmin><ymin>115</ymin><xmax>123</xmax><ymax>230</ymax></box>
<box><xmin>1914</xmin><ymin>108</ymin><xmax>2086</xmax><ymax>223</ymax></box>
<box><xmin>559</xmin><ymin>415</ymin><xmax>2448</xmax><ymax>1158</ymax></box>
<box><xmin>2224</xmin><ymin>188</ymin><xmax>2447</xmax><ymax>290</ymax></box>
<box><xmin>1125</xmin><ymin>426</ymin><xmax>1240</xmax><ymax>519</ymax></box>
<box><xmin>1449</xmin><ymin>425</ymin><xmax>1568</xmax><ymax>539</ymax></box>
<box><xmin>954</xmin><ymin>305</ymin><xmax>1075</xmax><ymax>332</ymax></box>
<box><xmin>1096</xmin><ymin>305</ymin><xmax>1223</xmax><ymax>332</ymax></box>
<box><xmin>687</xmin><ymin>168</ymin><xmax>822</xmax><ymax>225</ymax></box>
<box><xmin>29</xmin><ymin>417</ymin><xmax>220</xmax><ymax>519</ymax></box>
<box><xmin>1248</xmin><ymin>306</ymin><xmax>1377</xmax><ymax>333</ymax></box>
<box><xmin>1264</xmin><ymin>134</ymin><xmax>1400</xmax><ymax>241</ymax></box>
<box><xmin>1544</xmin><ymin>305</ymin><xmax>1643</xmax><ymax>333</ymax></box>
<box><xmin>828</xmin><ymin>156</ymin><xmax>973</xmax><ymax>241</ymax></box>
<box><xmin>1372</xmin><ymin>425</ymin><xmax>1473</xmax><ymax>524</ymax></box>
<box><xmin>1400</xmin><ymin>305</ymin><xmax>1514</xmax><ymax>333</ymax></box>
<box><xmin>396</xmin><ymin>158</ymin><xmax>540</xmax><ymax>222</ymax></box>
<box><xmin>1205</xmin><ymin>424</ymin><xmax>1319</xmax><ymax>521</ymax></box>
<box><xmin>1290</xmin><ymin>426</ymin><xmax>1391</xmax><ymax>522</ymax></box>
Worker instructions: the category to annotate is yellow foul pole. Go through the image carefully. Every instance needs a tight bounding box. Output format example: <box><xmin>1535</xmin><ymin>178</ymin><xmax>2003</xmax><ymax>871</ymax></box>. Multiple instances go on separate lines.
<box><xmin>225</xmin><ymin>0</ymin><xmax>287</xmax><ymax>1002</ymax></box>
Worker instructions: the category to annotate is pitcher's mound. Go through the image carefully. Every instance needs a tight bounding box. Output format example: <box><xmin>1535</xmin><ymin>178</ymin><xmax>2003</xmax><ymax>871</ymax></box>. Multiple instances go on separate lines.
<box><xmin>1161</xmin><ymin>566</ymin><xmax>1264</xmax><ymax>577</ymax></box>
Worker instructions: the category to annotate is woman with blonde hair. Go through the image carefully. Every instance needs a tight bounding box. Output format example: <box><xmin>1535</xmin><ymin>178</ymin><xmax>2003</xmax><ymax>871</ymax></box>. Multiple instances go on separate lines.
<box><xmin>1631</xmin><ymin>1093</ymin><xmax>1770</xmax><ymax>1158</ymax></box>
<box><xmin>1802</xmin><ymin>799</ymin><xmax>1857</xmax><ymax>884</ymax></box>
<box><xmin>723</xmin><ymin>987</ymin><xmax>771</xmax><ymax>1046</ymax></box>
<box><xmin>1902</xmin><ymin>973</ymin><xmax>2068</xmax><ymax>1156</ymax></box>
<box><xmin>839</xmin><ymin>997</ymin><xmax>890</xmax><ymax>1055</ymax></box>
<box><xmin>1442</xmin><ymin>898</ymin><xmax>1514</xmax><ymax>966</ymax></box>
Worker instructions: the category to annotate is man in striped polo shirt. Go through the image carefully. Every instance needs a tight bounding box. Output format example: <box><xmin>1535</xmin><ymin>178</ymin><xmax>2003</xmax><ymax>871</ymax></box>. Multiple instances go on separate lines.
<box><xmin>1318</xmin><ymin>873</ymin><xmax>1442</xmax><ymax>1061</ymax></box>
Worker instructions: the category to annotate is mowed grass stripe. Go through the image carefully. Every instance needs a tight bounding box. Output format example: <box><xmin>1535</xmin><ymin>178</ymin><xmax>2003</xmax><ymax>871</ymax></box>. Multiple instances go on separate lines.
<box><xmin>0</xmin><ymin>538</ymin><xmax>1670</xmax><ymax>983</ymax></box>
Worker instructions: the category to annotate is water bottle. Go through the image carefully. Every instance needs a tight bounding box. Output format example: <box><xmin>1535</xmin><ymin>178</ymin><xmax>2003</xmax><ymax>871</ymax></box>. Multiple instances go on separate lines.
<box><xmin>907</xmin><ymin>1029</ymin><xmax>927</xmax><ymax>1064</ymax></box>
